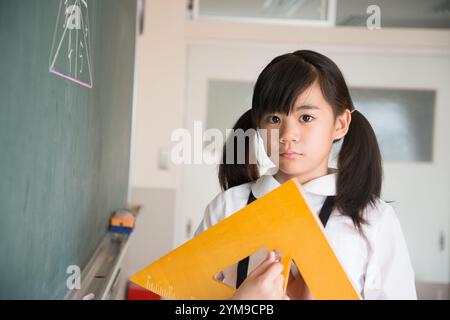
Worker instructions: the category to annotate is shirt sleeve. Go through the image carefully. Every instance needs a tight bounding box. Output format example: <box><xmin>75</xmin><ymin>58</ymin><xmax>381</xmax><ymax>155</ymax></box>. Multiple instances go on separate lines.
<box><xmin>194</xmin><ymin>191</ymin><xmax>227</xmax><ymax>237</ymax></box>
<box><xmin>193</xmin><ymin>197</ymin><xmax>228</xmax><ymax>283</ymax></box>
<box><xmin>363</xmin><ymin>204</ymin><xmax>417</xmax><ymax>300</ymax></box>
<box><xmin>193</xmin><ymin>205</ymin><xmax>211</xmax><ymax>237</ymax></box>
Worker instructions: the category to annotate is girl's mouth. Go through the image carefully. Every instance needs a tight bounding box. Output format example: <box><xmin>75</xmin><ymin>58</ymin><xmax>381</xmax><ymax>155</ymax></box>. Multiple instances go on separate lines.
<box><xmin>280</xmin><ymin>151</ymin><xmax>303</xmax><ymax>159</ymax></box>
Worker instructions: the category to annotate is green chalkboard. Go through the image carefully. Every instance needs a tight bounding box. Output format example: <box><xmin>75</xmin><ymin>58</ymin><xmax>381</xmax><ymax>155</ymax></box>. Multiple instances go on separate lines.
<box><xmin>0</xmin><ymin>0</ymin><xmax>136</xmax><ymax>299</ymax></box>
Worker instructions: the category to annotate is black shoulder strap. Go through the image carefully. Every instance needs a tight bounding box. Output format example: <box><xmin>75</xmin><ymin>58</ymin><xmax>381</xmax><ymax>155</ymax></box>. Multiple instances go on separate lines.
<box><xmin>236</xmin><ymin>190</ymin><xmax>335</xmax><ymax>289</ymax></box>
<box><xmin>319</xmin><ymin>195</ymin><xmax>336</xmax><ymax>228</ymax></box>
<box><xmin>235</xmin><ymin>191</ymin><xmax>256</xmax><ymax>289</ymax></box>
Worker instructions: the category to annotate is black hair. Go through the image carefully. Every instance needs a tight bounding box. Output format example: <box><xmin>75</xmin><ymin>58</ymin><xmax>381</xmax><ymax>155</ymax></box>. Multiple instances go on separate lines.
<box><xmin>218</xmin><ymin>50</ymin><xmax>382</xmax><ymax>231</ymax></box>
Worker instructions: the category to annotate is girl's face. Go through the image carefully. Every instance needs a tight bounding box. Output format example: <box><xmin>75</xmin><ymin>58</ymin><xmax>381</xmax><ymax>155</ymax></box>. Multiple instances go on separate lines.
<box><xmin>258</xmin><ymin>81</ymin><xmax>351</xmax><ymax>183</ymax></box>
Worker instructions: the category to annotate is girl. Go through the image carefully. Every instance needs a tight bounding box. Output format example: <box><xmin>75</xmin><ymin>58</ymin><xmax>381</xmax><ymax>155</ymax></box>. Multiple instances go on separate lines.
<box><xmin>194</xmin><ymin>50</ymin><xmax>417</xmax><ymax>300</ymax></box>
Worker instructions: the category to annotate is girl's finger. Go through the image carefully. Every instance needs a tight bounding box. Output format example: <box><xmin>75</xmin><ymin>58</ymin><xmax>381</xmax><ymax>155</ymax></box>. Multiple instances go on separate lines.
<box><xmin>260</xmin><ymin>260</ymin><xmax>284</xmax><ymax>282</ymax></box>
<box><xmin>274</xmin><ymin>273</ymin><xmax>285</xmax><ymax>289</ymax></box>
<box><xmin>247</xmin><ymin>251</ymin><xmax>277</xmax><ymax>279</ymax></box>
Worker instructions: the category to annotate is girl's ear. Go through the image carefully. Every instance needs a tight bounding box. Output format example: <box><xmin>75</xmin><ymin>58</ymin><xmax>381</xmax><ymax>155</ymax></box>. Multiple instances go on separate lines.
<box><xmin>333</xmin><ymin>108</ymin><xmax>352</xmax><ymax>141</ymax></box>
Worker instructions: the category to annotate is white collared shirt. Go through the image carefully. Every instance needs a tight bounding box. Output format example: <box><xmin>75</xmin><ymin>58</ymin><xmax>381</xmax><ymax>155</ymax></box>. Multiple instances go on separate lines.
<box><xmin>194</xmin><ymin>171</ymin><xmax>417</xmax><ymax>300</ymax></box>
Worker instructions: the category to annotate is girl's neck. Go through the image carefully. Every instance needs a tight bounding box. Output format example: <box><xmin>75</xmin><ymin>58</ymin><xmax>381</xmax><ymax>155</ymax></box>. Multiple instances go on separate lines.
<box><xmin>274</xmin><ymin>164</ymin><xmax>332</xmax><ymax>185</ymax></box>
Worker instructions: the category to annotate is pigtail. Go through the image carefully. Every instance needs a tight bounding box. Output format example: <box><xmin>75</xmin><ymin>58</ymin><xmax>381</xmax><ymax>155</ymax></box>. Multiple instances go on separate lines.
<box><xmin>336</xmin><ymin>109</ymin><xmax>383</xmax><ymax>231</ymax></box>
<box><xmin>218</xmin><ymin>109</ymin><xmax>260</xmax><ymax>191</ymax></box>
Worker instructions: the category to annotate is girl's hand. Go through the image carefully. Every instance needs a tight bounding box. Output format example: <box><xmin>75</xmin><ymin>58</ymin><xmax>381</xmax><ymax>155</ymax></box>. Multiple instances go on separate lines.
<box><xmin>231</xmin><ymin>251</ymin><xmax>290</xmax><ymax>300</ymax></box>
<box><xmin>286</xmin><ymin>269</ymin><xmax>313</xmax><ymax>300</ymax></box>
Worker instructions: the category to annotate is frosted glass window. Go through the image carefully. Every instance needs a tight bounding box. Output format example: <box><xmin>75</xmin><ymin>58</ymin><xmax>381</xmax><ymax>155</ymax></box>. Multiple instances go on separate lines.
<box><xmin>205</xmin><ymin>79</ymin><xmax>254</xmax><ymax>136</ymax></box>
<box><xmin>336</xmin><ymin>0</ymin><xmax>450</xmax><ymax>29</ymax></box>
<box><xmin>192</xmin><ymin>0</ymin><xmax>450</xmax><ymax>29</ymax></box>
<box><xmin>350</xmin><ymin>87</ymin><xmax>435</xmax><ymax>162</ymax></box>
<box><xmin>194</xmin><ymin>0</ymin><xmax>333</xmax><ymax>25</ymax></box>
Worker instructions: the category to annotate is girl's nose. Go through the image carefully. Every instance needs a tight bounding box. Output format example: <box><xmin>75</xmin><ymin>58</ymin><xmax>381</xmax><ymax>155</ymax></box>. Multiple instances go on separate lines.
<box><xmin>279</xmin><ymin>121</ymin><xmax>300</xmax><ymax>144</ymax></box>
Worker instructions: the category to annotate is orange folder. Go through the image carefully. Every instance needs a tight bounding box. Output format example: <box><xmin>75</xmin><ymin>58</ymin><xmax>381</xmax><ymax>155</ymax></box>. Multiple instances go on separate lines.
<box><xmin>130</xmin><ymin>177</ymin><xmax>361</xmax><ymax>300</ymax></box>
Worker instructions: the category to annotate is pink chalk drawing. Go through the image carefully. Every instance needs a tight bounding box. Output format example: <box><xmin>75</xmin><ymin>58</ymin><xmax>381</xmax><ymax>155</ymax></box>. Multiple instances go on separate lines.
<box><xmin>49</xmin><ymin>0</ymin><xmax>93</xmax><ymax>89</ymax></box>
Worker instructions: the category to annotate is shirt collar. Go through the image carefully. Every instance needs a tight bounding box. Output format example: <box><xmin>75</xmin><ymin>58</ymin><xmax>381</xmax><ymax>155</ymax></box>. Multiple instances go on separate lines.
<box><xmin>251</xmin><ymin>169</ymin><xmax>338</xmax><ymax>198</ymax></box>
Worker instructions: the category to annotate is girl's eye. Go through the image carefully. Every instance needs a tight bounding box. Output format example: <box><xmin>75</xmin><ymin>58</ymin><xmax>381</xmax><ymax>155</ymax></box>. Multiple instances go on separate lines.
<box><xmin>267</xmin><ymin>115</ymin><xmax>281</xmax><ymax>124</ymax></box>
<box><xmin>300</xmin><ymin>115</ymin><xmax>314</xmax><ymax>123</ymax></box>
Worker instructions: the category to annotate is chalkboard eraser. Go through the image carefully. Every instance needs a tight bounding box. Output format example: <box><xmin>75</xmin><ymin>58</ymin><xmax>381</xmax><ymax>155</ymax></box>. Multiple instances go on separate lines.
<box><xmin>110</xmin><ymin>211</ymin><xmax>135</xmax><ymax>234</ymax></box>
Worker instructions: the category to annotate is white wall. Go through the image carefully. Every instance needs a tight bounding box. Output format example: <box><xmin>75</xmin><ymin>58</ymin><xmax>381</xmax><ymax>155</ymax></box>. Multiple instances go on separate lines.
<box><xmin>131</xmin><ymin>0</ymin><xmax>186</xmax><ymax>189</ymax></box>
<box><xmin>126</xmin><ymin>0</ymin><xmax>186</xmax><ymax>282</ymax></box>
